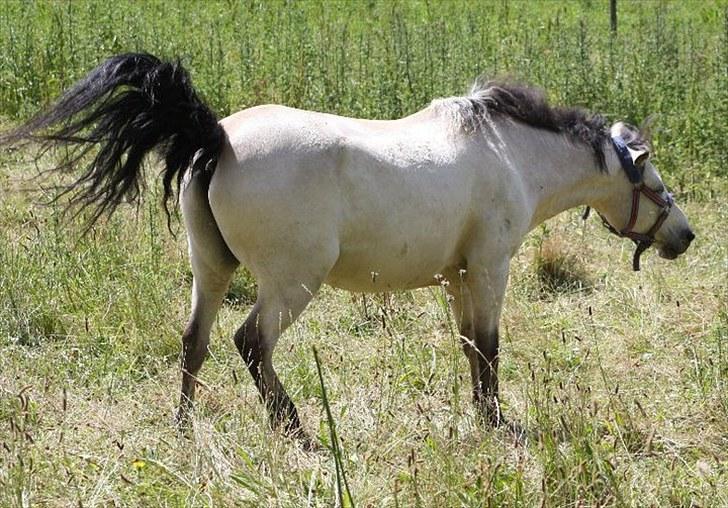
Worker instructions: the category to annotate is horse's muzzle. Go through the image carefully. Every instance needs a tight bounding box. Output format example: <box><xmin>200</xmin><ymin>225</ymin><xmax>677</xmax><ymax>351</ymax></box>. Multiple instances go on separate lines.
<box><xmin>657</xmin><ymin>228</ymin><xmax>695</xmax><ymax>259</ymax></box>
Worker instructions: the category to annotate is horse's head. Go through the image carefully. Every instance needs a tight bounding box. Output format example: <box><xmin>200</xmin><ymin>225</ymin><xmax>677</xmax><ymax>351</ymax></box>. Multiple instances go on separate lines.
<box><xmin>594</xmin><ymin>122</ymin><xmax>694</xmax><ymax>270</ymax></box>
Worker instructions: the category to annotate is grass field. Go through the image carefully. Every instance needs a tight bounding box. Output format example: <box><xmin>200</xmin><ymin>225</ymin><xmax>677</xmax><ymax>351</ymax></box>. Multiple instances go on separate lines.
<box><xmin>1</xmin><ymin>1</ymin><xmax>727</xmax><ymax>506</ymax></box>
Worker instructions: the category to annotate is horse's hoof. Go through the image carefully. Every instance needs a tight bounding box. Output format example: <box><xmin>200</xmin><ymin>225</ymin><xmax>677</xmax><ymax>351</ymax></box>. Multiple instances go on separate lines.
<box><xmin>504</xmin><ymin>420</ymin><xmax>528</xmax><ymax>445</ymax></box>
<box><xmin>476</xmin><ymin>407</ymin><xmax>528</xmax><ymax>445</ymax></box>
<box><xmin>174</xmin><ymin>408</ymin><xmax>193</xmax><ymax>436</ymax></box>
<box><xmin>282</xmin><ymin>424</ymin><xmax>319</xmax><ymax>452</ymax></box>
<box><xmin>476</xmin><ymin>405</ymin><xmax>504</xmax><ymax>429</ymax></box>
<box><xmin>299</xmin><ymin>435</ymin><xmax>321</xmax><ymax>452</ymax></box>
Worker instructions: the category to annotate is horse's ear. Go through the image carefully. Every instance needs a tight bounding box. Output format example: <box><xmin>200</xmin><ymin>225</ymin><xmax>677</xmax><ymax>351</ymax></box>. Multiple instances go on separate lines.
<box><xmin>627</xmin><ymin>146</ymin><xmax>650</xmax><ymax>167</ymax></box>
<box><xmin>611</xmin><ymin>122</ymin><xmax>650</xmax><ymax>166</ymax></box>
<box><xmin>638</xmin><ymin>114</ymin><xmax>656</xmax><ymax>143</ymax></box>
<box><xmin>610</xmin><ymin>122</ymin><xmax>629</xmax><ymax>139</ymax></box>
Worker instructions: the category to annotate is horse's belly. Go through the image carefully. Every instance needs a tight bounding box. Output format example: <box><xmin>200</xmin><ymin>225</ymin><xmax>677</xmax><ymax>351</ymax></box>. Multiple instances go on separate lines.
<box><xmin>325</xmin><ymin>243</ymin><xmax>457</xmax><ymax>292</ymax></box>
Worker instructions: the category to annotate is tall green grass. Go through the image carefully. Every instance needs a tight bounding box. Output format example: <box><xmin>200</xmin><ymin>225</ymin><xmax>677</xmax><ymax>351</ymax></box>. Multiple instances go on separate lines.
<box><xmin>1</xmin><ymin>0</ymin><xmax>726</xmax><ymax>179</ymax></box>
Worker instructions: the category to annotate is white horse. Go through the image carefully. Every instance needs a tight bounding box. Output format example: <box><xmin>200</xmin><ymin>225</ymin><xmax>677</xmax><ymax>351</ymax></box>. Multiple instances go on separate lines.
<box><xmin>1</xmin><ymin>54</ymin><xmax>694</xmax><ymax>440</ymax></box>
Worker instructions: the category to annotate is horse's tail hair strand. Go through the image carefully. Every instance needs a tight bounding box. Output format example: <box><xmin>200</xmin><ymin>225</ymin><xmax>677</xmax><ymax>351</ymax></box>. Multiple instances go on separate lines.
<box><xmin>0</xmin><ymin>52</ymin><xmax>225</xmax><ymax>228</ymax></box>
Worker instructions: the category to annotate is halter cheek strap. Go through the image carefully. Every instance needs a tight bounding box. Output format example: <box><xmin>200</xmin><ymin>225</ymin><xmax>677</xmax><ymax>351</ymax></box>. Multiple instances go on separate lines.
<box><xmin>594</xmin><ymin>136</ymin><xmax>673</xmax><ymax>271</ymax></box>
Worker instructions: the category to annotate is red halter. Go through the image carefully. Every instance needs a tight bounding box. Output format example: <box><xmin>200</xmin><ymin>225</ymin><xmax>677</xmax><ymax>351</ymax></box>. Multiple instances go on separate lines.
<box><xmin>592</xmin><ymin>136</ymin><xmax>674</xmax><ymax>271</ymax></box>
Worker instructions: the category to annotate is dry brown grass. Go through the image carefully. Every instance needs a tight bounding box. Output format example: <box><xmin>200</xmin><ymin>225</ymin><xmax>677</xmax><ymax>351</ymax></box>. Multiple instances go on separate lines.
<box><xmin>1</xmin><ymin>162</ymin><xmax>726</xmax><ymax>506</ymax></box>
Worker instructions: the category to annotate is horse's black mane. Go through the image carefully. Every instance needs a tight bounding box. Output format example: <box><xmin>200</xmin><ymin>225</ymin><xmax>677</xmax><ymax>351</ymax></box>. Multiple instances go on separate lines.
<box><xmin>454</xmin><ymin>80</ymin><xmax>610</xmax><ymax>170</ymax></box>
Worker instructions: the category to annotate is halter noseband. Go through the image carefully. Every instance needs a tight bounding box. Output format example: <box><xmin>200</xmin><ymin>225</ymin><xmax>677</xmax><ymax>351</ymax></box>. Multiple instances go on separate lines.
<box><xmin>596</xmin><ymin>136</ymin><xmax>673</xmax><ymax>271</ymax></box>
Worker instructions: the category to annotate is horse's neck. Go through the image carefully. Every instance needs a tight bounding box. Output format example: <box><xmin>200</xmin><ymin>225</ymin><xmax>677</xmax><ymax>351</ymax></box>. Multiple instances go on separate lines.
<box><xmin>495</xmin><ymin>125</ymin><xmax>613</xmax><ymax>230</ymax></box>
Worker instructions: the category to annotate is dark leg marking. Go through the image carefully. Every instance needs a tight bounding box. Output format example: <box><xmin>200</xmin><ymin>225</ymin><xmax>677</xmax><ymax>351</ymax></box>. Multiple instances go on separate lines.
<box><xmin>233</xmin><ymin>308</ymin><xmax>304</xmax><ymax>438</ymax></box>
<box><xmin>474</xmin><ymin>326</ymin><xmax>501</xmax><ymax>426</ymax></box>
<box><xmin>176</xmin><ymin>321</ymin><xmax>207</xmax><ymax>425</ymax></box>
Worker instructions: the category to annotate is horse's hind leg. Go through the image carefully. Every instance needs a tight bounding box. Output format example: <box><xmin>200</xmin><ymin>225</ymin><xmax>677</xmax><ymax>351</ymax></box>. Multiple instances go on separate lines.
<box><xmin>176</xmin><ymin>172</ymin><xmax>239</xmax><ymax>424</ymax></box>
<box><xmin>233</xmin><ymin>264</ymin><xmax>332</xmax><ymax>440</ymax></box>
<box><xmin>177</xmin><ymin>254</ymin><xmax>237</xmax><ymax>422</ymax></box>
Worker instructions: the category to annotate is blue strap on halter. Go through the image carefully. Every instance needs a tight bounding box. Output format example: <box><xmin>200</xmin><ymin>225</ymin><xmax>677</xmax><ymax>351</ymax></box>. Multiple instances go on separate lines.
<box><xmin>610</xmin><ymin>135</ymin><xmax>642</xmax><ymax>184</ymax></box>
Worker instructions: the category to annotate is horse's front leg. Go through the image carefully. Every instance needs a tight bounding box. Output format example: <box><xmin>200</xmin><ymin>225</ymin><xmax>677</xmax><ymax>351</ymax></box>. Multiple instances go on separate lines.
<box><xmin>466</xmin><ymin>259</ymin><xmax>510</xmax><ymax>427</ymax></box>
<box><xmin>446</xmin><ymin>281</ymin><xmax>480</xmax><ymax>405</ymax></box>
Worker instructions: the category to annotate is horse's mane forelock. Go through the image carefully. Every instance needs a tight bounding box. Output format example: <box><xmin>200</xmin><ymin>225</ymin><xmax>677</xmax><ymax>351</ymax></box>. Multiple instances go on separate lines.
<box><xmin>437</xmin><ymin>80</ymin><xmax>610</xmax><ymax>170</ymax></box>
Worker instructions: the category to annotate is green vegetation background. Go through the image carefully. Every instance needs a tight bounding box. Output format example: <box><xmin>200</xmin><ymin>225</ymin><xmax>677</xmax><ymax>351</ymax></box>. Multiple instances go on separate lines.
<box><xmin>1</xmin><ymin>0</ymin><xmax>726</xmax><ymax>181</ymax></box>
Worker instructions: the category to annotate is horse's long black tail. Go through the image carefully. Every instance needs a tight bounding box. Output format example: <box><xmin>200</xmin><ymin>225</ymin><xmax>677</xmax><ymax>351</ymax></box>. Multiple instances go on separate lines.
<box><xmin>0</xmin><ymin>52</ymin><xmax>225</xmax><ymax>225</ymax></box>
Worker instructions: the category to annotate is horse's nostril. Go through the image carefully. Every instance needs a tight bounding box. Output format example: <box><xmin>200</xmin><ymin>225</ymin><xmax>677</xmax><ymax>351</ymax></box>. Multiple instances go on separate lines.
<box><xmin>683</xmin><ymin>229</ymin><xmax>695</xmax><ymax>243</ymax></box>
